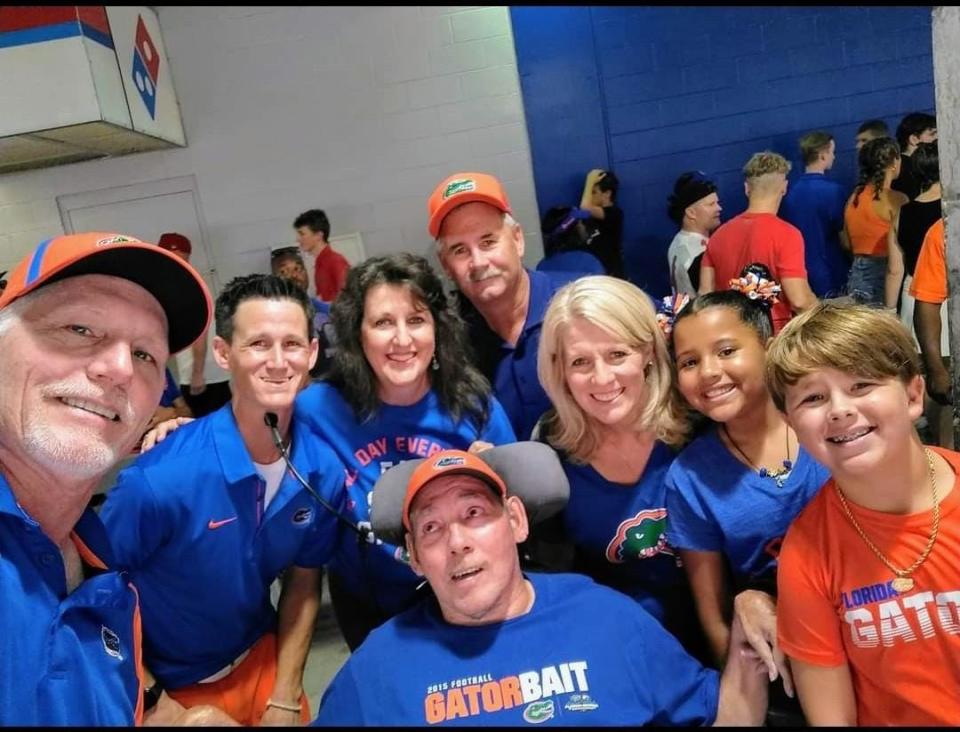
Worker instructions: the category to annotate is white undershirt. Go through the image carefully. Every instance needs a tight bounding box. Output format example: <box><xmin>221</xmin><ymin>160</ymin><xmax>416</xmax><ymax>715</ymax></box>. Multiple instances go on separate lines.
<box><xmin>254</xmin><ymin>457</ymin><xmax>287</xmax><ymax>508</ymax></box>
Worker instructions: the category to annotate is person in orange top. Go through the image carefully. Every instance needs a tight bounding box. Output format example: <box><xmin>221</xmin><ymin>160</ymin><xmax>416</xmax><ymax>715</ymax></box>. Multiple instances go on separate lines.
<box><xmin>764</xmin><ymin>302</ymin><xmax>960</xmax><ymax>726</ymax></box>
<box><xmin>910</xmin><ymin>218</ymin><xmax>952</xmax><ymax>427</ymax></box>
<box><xmin>843</xmin><ymin>138</ymin><xmax>909</xmax><ymax>307</ymax></box>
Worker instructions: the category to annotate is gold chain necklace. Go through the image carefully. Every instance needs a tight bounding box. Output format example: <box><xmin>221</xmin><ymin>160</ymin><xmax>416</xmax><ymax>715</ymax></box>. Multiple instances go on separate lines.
<box><xmin>834</xmin><ymin>448</ymin><xmax>940</xmax><ymax>593</ymax></box>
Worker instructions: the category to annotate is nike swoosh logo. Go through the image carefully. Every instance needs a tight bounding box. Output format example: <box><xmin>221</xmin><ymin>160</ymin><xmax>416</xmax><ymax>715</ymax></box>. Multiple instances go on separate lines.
<box><xmin>207</xmin><ymin>517</ymin><xmax>238</xmax><ymax>530</ymax></box>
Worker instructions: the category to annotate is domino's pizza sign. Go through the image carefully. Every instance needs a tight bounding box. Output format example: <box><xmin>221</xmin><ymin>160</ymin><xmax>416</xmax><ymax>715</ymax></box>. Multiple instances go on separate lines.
<box><xmin>102</xmin><ymin>6</ymin><xmax>185</xmax><ymax>146</ymax></box>
<box><xmin>131</xmin><ymin>15</ymin><xmax>159</xmax><ymax>119</ymax></box>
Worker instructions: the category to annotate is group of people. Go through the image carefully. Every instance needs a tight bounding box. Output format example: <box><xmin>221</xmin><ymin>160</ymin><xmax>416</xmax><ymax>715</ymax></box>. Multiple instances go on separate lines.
<box><xmin>1</xmin><ymin>158</ymin><xmax>956</xmax><ymax>727</ymax></box>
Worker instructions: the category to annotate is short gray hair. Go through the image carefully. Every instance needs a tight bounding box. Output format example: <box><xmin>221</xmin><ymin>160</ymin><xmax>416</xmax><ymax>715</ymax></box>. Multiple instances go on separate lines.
<box><xmin>435</xmin><ymin>210</ymin><xmax>519</xmax><ymax>251</ymax></box>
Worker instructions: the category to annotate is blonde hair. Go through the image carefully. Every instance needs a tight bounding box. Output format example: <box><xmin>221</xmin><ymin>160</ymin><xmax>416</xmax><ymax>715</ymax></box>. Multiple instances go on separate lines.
<box><xmin>766</xmin><ymin>302</ymin><xmax>921</xmax><ymax>412</ymax></box>
<box><xmin>538</xmin><ymin>276</ymin><xmax>689</xmax><ymax>462</ymax></box>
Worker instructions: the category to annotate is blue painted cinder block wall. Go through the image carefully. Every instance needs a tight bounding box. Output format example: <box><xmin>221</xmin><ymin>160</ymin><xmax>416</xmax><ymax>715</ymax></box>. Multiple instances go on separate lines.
<box><xmin>510</xmin><ymin>6</ymin><xmax>935</xmax><ymax>297</ymax></box>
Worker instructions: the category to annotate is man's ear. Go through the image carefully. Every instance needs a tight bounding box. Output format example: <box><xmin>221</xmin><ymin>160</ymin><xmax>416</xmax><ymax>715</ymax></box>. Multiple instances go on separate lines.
<box><xmin>511</xmin><ymin>224</ymin><xmax>526</xmax><ymax>261</ymax></box>
<box><xmin>506</xmin><ymin>495</ymin><xmax>530</xmax><ymax>545</ymax></box>
<box><xmin>405</xmin><ymin>533</ymin><xmax>425</xmax><ymax>578</ymax></box>
<box><xmin>212</xmin><ymin>336</ymin><xmax>231</xmax><ymax>370</ymax></box>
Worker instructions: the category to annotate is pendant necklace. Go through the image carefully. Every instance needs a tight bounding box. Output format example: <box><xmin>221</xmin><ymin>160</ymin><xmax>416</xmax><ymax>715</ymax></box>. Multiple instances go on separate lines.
<box><xmin>834</xmin><ymin>448</ymin><xmax>940</xmax><ymax>593</ymax></box>
<box><xmin>721</xmin><ymin>423</ymin><xmax>793</xmax><ymax>488</ymax></box>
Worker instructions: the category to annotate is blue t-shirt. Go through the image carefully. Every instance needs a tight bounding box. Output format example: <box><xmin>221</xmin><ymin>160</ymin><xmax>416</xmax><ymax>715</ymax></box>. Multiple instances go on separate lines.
<box><xmin>313</xmin><ymin>573</ymin><xmax>719</xmax><ymax>726</ymax></box>
<box><xmin>779</xmin><ymin>172</ymin><xmax>849</xmax><ymax>298</ymax></box>
<box><xmin>99</xmin><ymin>403</ymin><xmax>344</xmax><ymax>688</ymax></box>
<box><xmin>159</xmin><ymin>367</ymin><xmax>181</xmax><ymax>407</ymax></box>
<box><xmin>0</xmin><ymin>478</ymin><xmax>140</xmax><ymax>725</ymax></box>
<box><xmin>665</xmin><ymin>425</ymin><xmax>830</xmax><ymax>585</ymax></box>
<box><xmin>560</xmin><ymin>442</ymin><xmax>686</xmax><ymax>621</ymax></box>
<box><xmin>294</xmin><ymin>383</ymin><xmax>516</xmax><ymax>616</ymax></box>
<box><xmin>461</xmin><ymin>269</ymin><xmax>582</xmax><ymax>440</ymax></box>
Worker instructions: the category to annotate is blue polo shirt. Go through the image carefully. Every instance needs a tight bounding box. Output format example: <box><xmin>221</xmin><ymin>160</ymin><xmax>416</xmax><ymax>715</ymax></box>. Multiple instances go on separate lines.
<box><xmin>294</xmin><ymin>383</ymin><xmax>515</xmax><ymax>617</ymax></box>
<box><xmin>99</xmin><ymin>403</ymin><xmax>344</xmax><ymax>689</ymax></box>
<box><xmin>461</xmin><ymin>268</ymin><xmax>582</xmax><ymax>439</ymax></box>
<box><xmin>779</xmin><ymin>172</ymin><xmax>849</xmax><ymax>298</ymax></box>
<box><xmin>0</xmin><ymin>477</ymin><xmax>141</xmax><ymax>725</ymax></box>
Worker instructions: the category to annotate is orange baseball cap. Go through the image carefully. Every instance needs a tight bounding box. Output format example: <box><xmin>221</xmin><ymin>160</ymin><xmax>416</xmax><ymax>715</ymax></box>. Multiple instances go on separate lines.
<box><xmin>427</xmin><ymin>172</ymin><xmax>512</xmax><ymax>239</ymax></box>
<box><xmin>402</xmin><ymin>449</ymin><xmax>507</xmax><ymax>531</ymax></box>
<box><xmin>0</xmin><ymin>232</ymin><xmax>212</xmax><ymax>354</ymax></box>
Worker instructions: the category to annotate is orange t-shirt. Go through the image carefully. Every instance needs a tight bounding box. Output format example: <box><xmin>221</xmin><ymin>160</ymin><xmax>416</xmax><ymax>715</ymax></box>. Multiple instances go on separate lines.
<box><xmin>910</xmin><ymin>218</ymin><xmax>947</xmax><ymax>304</ymax></box>
<box><xmin>845</xmin><ymin>186</ymin><xmax>892</xmax><ymax>257</ymax></box>
<box><xmin>777</xmin><ymin>447</ymin><xmax>960</xmax><ymax>726</ymax></box>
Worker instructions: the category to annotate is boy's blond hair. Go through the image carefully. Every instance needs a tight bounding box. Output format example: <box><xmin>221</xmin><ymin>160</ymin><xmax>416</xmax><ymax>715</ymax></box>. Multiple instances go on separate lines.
<box><xmin>766</xmin><ymin>303</ymin><xmax>922</xmax><ymax>412</ymax></box>
<box><xmin>743</xmin><ymin>151</ymin><xmax>791</xmax><ymax>180</ymax></box>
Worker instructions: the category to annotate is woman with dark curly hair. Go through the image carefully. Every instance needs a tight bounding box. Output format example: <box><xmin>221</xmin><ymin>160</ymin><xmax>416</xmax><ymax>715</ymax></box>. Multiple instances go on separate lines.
<box><xmin>843</xmin><ymin>137</ymin><xmax>909</xmax><ymax>307</ymax></box>
<box><xmin>295</xmin><ymin>253</ymin><xmax>516</xmax><ymax>649</ymax></box>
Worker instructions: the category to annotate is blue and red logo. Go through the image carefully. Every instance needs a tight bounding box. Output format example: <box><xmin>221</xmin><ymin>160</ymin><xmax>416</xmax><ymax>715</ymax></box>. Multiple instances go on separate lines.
<box><xmin>131</xmin><ymin>15</ymin><xmax>160</xmax><ymax>118</ymax></box>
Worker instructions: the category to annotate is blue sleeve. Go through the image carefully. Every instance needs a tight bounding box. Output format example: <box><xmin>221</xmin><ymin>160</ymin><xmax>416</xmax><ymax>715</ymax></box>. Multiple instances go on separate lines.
<box><xmin>294</xmin><ymin>456</ymin><xmax>347</xmax><ymax>568</ymax></box>
<box><xmin>158</xmin><ymin>368</ymin><xmax>181</xmax><ymax>408</ymax></box>
<box><xmin>630</xmin><ymin>611</ymin><xmax>720</xmax><ymax>725</ymax></box>
<box><xmin>98</xmin><ymin>466</ymin><xmax>168</xmax><ymax>570</ymax></box>
<box><xmin>831</xmin><ymin>185</ymin><xmax>848</xmax><ymax>229</ymax></box>
<box><xmin>312</xmin><ymin>661</ymin><xmax>365</xmax><ymax>726</ymax></box>
<box><xmin>664</xmin><ymin>462</ymin><xmax>724</xmax><ymax>552</ymax></box>
<box><xmin>480</xmin><ymin>398</ymin><xmax>517</xmax><ymax>444</ymax></box>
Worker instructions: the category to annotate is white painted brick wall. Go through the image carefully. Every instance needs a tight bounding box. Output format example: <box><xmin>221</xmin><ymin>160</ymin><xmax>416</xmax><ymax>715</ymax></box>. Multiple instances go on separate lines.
<box><xmin>0</xmin><ymin>6</ymin><xmax>542</xmax><ymax>277</ymax></box>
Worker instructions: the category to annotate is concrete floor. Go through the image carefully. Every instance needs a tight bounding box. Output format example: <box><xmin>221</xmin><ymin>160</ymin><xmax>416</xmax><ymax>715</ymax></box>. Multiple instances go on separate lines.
<box><xmin>301</xmin><ymin>575</ymin><xmax>351</xmax><ymax>716</ymax></box>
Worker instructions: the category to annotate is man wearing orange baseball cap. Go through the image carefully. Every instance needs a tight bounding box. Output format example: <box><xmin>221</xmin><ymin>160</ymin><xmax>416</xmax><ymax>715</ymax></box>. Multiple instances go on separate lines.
<box><xmin>312</xmin><ymin>444</ymin><xmax>770</xmax><ymax>726</ymax></box>
<box><xmin>428</xmin><ymin>173</ymin><xmax>584</xmax><ymax>440</ymax></box>
<box><xmin>0</xmin><ymin>232</ymin><xmax>230</xmax><ymax>726</ymax></box>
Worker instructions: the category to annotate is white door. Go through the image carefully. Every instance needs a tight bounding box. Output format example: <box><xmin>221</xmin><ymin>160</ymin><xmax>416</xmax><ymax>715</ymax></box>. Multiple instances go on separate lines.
<box><xmin>56</xmin><ymin>175</ymin><xmax>221</xmax><ymax>296</ymax></box>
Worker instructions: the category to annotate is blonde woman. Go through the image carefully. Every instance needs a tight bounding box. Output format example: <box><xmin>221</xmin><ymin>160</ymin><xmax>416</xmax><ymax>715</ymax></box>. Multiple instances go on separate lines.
<box><xmin>537</xmin><ymin>276</ymin><xmax>706</xmax><ymax>656</ymax></box>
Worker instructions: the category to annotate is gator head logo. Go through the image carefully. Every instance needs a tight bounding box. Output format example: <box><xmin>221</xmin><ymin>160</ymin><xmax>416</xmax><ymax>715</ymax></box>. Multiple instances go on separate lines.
<box><xmin>523</xmin><ymin>700</ymin><xmax>555</xmax><ymax>724</ymax></box>
<box><xmin>442</xmin><ymin>178</ymin><xmax>476</xmax><ymax>199</ymax></box>
<box><xmin>101</xmin><ymin>625</ymin><xmax>123</xmax><ymax>660</ymax></box>
<box><xmin>605</xmin><ymin>508</ymin><xmax>673</xmax><ymax>563</ymax></box>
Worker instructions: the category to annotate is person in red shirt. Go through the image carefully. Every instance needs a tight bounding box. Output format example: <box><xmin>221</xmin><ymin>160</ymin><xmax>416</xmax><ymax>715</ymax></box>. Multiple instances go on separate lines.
<box><xmin>700</xmin><ymin>151</ymin><xmax>817</xmax><ymax>333</ymax></box>
<box><xmin>765</xmin><ymin>303</ymin><xmax>960</xmax><ymax>726</ymax></box>
<box><xmin>293</xmin><ymin>208</ymin><xmax>350</xmax><ymax>302</ymax></box>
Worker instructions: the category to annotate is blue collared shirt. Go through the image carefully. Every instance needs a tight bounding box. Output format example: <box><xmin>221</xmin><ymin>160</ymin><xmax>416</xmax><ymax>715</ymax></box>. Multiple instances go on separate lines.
<box><xmin>0</xmin><ymin>477</ymin><xmax>141</xmax><ymax>725</ymax></box>
<box><xmin>99</xmin><ymin>404</ymin><xmax>344</xmax><ymax>689</ymax></box>
<box><xmin>461</xmin><ymin>268</ymin><xmax>582</xmax><ymax>439</ymax></box>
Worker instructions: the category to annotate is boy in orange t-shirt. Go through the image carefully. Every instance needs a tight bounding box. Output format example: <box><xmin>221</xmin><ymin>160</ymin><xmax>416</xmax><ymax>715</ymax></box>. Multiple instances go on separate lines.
<box><xmin>764</xmin><ymin>303</ymin><xmax>960</xmax><ymax>726</ymax></box>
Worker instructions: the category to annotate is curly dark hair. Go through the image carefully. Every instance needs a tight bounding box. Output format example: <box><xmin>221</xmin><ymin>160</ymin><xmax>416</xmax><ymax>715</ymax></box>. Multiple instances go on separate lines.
<box><xmin>853</xmin><ymin>137</ymin><xmax>900</xmax><ymax>207</ymax></box>
<box><xmin>328</xmin><ymin>252</ymin><xmax>493</xmax><ymax>426</ymax></box>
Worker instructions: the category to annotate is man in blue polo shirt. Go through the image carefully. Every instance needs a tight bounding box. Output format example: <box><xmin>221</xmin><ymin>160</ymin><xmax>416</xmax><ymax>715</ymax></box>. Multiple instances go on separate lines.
<box><xmin>100</xmin><ymin>274</ymin><xmax>343</xmax><ymax>726</ymax></box>
<box><xmin>779</xmin><ymin>130</ymin><xmax>850</xmax><ymax>298</ymax></box>
<box><xmin>428</xmin><ymin>173</ymin><xmax>581</xmax><ymax>440</ymax></box>
<box><xmin>0</xmin><ymin>232</ymin><xmax>214</xmax><ymax>725</ymax></box>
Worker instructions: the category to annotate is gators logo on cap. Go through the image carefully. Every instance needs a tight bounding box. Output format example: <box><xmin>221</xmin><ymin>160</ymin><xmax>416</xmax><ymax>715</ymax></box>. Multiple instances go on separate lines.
<box><xmin>435</xmin><ymin>456</ymin><xmax>466</xmax><ymax>468</ymax></box>
<box><xmin>96</xmin><ymin>235</ymin><xmax>141</xmax><ymax>247</ymax></box>
<box><xmin>605</xmin><ymin>508</ymin><xmax>674</xmax><ymax>563</ymax></box>
<box><xmin>442</xmin><ymin>179</ymin><xmax>476</xmax><ymax>199</ymax></box>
